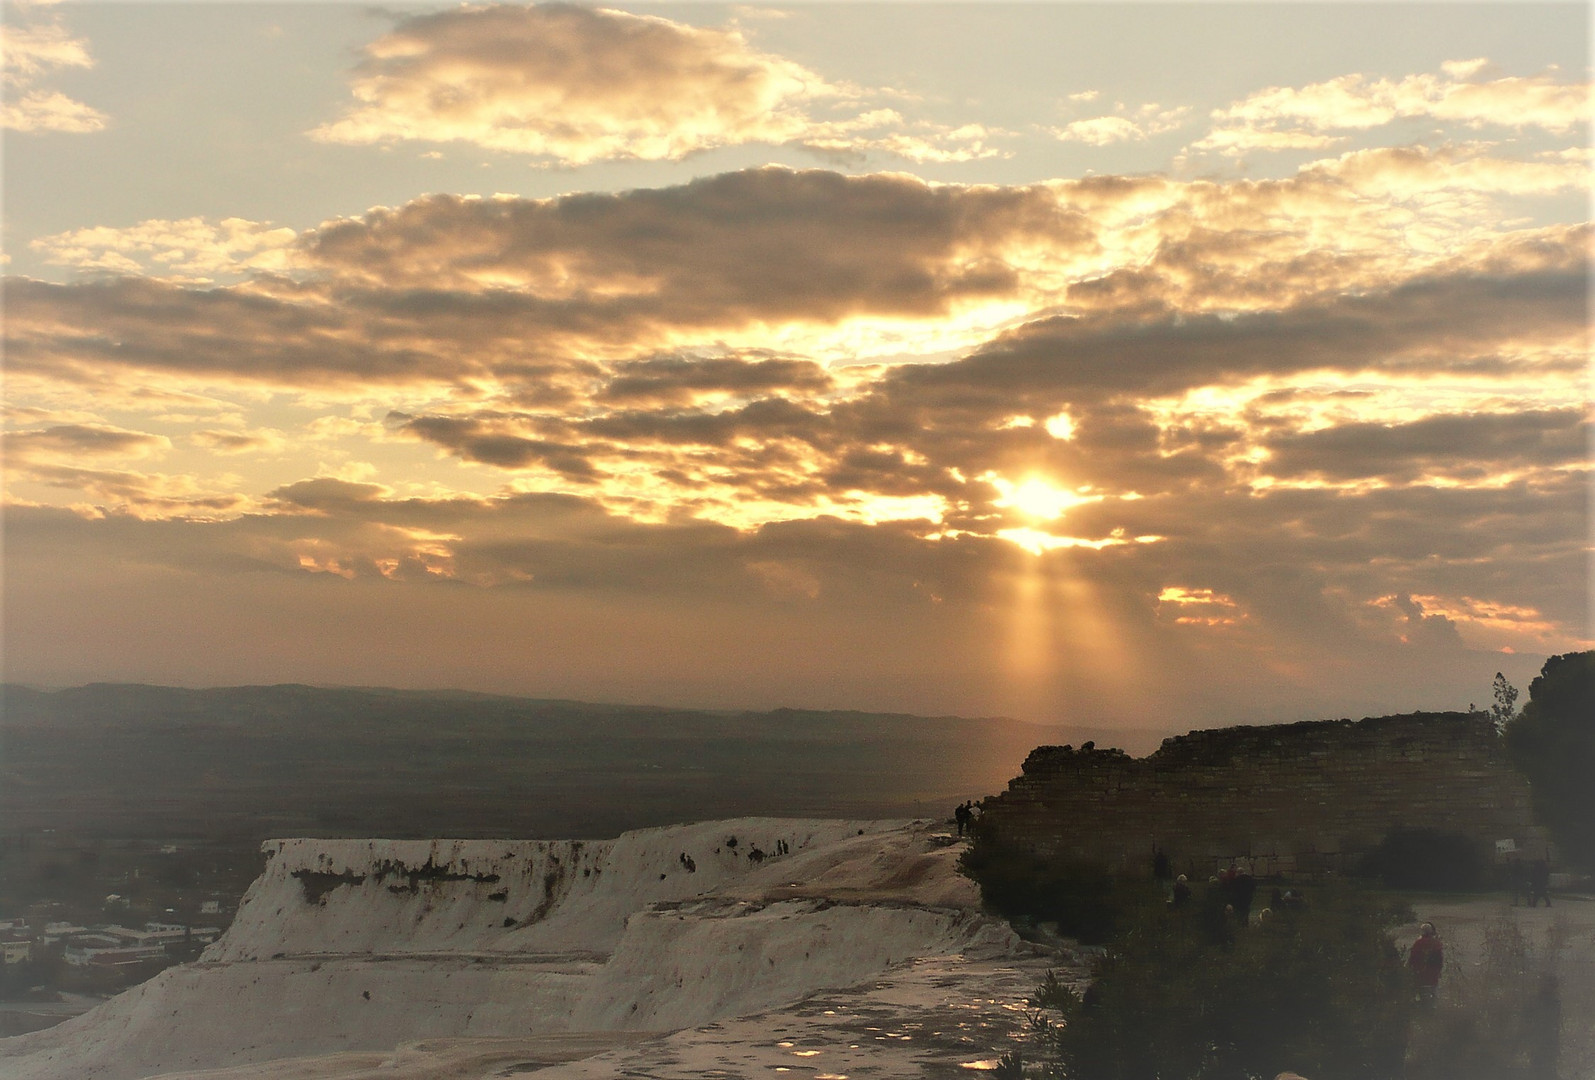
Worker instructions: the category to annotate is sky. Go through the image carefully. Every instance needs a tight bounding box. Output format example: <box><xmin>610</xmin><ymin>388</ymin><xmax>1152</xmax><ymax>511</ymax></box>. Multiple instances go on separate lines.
<box><xmin>2</xmin><ymin>1</ymin><xmax>1589</xmax><ymax>733</ymax></box>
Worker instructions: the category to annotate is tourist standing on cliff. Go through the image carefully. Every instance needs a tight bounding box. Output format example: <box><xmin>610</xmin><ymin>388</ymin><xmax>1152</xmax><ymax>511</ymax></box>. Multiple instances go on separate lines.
<box><xmin>1408</xmin><ymin>922</ymin><xmax>1444</xmax><ymax>1006</ymax></box>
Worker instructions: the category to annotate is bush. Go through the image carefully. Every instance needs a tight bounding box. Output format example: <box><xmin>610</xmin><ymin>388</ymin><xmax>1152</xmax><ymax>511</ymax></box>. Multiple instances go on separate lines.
<box><xmin>1042</xmin><ymin>885</ymin><xmax>1415</xmax><ymax>1080</ymax></box>
<box><xmin>958</xmin><ymin>833</ymin><xmax>1156</xmax><ymax>944</ymax></box>
<box><xmin>1357</xmin><ymin>827</ymin><xmax>1490</xmax><ymax>892</ymax></box>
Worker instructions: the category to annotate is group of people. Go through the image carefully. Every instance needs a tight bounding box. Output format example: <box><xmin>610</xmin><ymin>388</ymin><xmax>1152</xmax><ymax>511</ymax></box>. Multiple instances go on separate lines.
<box><xmin>1215</xmin><ymin>863</ymin><xmax>1259</xmax><ymax>922</ymax></box>
<box><xmin>953</xmin><ymin>800</ymin><xmax>981</xmax><ymax>836</ymax></box>
<box><xmin>1159</xmin><ymin>857</ymin><xmax>1262</xmax><ymax>925</ymax></box>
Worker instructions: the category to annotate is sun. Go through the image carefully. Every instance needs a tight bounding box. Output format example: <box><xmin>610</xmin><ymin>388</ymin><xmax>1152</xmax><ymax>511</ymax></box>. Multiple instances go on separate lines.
<box><xmin>990</xmin><ymin>474</ymin><xmax>1096</xmax><ymax>521</ymax></box>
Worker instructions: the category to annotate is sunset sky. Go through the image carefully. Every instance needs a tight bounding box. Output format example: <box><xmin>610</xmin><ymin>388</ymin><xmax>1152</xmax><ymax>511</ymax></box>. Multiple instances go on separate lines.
<box><xmin>3</xmin><ymin>2</ymin><xmax>1589</xmax><ymax>731</ymax></box>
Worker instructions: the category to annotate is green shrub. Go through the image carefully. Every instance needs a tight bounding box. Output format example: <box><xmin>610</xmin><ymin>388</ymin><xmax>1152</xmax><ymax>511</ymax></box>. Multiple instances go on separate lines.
<box><xmin>1044</xmin><ymin>885</ymin><xmax>1414</xmax><ymax>1080</ymax></box>
<box><xmin>1357</xmin><ymin>827</ymin><xmax>1489</xmax><ymax>892</ymax></box>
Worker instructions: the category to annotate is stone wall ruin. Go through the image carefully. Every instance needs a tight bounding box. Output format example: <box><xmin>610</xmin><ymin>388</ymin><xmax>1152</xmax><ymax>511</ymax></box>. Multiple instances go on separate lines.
<box><xmin>976</xmin><ymin>711</ymin><xmax>1548</xmax><ymax>877</ymax></box>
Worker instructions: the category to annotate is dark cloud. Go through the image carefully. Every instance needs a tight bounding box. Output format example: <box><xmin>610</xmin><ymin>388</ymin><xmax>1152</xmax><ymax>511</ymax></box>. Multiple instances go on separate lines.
<box><xmin>888</xmin><ymin>264</ymin><xmax>1587</xmax><ymax>408</ymax></box>
<box><xmin>5</xmin><ymin>170</ymin><xmax>1093</xmax><ymax>388</ymax></box>
<box><xmin>388</xmin><ymin>413</ymin><xmax>604</xmax><ymax>480</ymax></box>
<box><xmin>265</xmin><ymin>477</ymin><xmax>389</xmax><ymax>512</ymax></box>
<box><xmin>597</xmin><ymin>354</ymin><xmax>832</xmax><ymax>405</ymax></box>
<box><xmin>304</xmin><ymin>169</ymin><xmax>1083</xmax><ymax>323</ymax></box>
<box><xmin>189</xmin><ymin>429</ymin><xmax>280</xmax><ymax>455</ymax></box>
<box><xmin>6</xmin><ymin>172</ymin><xmax>1583</xmax><ymax>402</ymax></box>
<box><xmin>3</xmin><ymin>276</ymin><xmax>457</xmax><ymax>385</ymax></box>
<box><xmin>1263</xmin><ymin>409</ymin><xmax>1589</xmax><ymax>483</ymax></box>
<box><xmin>4</xmin><ymin>423</ymin><xmax>167</xmax><ymax>457</ymax></box>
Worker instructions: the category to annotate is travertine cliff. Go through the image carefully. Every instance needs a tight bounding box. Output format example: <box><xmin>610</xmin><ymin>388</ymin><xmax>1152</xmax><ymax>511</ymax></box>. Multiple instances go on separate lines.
<box><xmin>0</xmin><ymin>819</ymin><xmax>1018</xmax><ymax>1080</ymax></box>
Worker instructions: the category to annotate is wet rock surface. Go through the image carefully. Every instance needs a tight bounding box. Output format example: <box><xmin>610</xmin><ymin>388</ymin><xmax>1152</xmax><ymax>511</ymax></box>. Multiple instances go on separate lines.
<box><xmin>530</xmin><ymin>950</ymin><xmax>1078</xmax><ymax>1079</ymax></box>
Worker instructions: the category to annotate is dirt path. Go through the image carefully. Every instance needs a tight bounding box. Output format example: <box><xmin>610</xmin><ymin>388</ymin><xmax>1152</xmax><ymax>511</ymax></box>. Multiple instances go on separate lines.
<box><xmin>1400</xmin><ymin>893</ymin><xmax>1595</xmax><ymax>1079</ymax></box>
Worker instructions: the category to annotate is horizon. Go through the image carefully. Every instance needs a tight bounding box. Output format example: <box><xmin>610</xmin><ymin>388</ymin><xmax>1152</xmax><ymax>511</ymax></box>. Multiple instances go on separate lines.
<box><xmin>2</xmin><ymin>673</ymin><xmax>1522</xmax><ymax>742</ymax></box>
<box><xmin>3</xmin><ymin>1</ymin><xmax>1589</xmax><ymax>734</ymax></box>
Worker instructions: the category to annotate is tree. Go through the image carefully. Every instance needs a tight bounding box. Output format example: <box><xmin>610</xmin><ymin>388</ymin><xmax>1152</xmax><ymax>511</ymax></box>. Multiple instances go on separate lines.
<box><xmin>1504</xmin><ymin>651</ymin><xmax>1595</xmax><ymax>872</ymax></box>
<box><xmin>1490</xmin><ymin>672</ymin><xmax>1519</xmax><ymax>735</ymax></box>
<box><xmin>958</xmin><ymin>830</ymin><xmax>1152</xmax><ymax>944</ymax></box>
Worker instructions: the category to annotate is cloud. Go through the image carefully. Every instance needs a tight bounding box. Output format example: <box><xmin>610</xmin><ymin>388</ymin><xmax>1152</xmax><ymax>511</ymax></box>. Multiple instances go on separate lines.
<box><xmin>1187</xmin><ymin>127</ymin><xmax>1344</xmax><ymax>155</ymax></box>
<box><xmin>1260</xmin><ymin>409</ymin><xmax>1589</xmax><ymax>485</ymax></box>
<box><xmin>1053</xmin><ymin>115</ymin><xmax>1142</xmax><ymax>146</ymax></box>
<box><xmin>5</xmin><ymin>168</ymin><xmax>1585</xmax><ymax>651</ymax></box>
<box><xmin>1302</xmin><ymin>144</ymin><xmax>1590</xmax><ymax>200</ymax></box>
<box><xmin>7</xmin><ymin>167</ymin><xmax>1585</xmax><ymax>603</ymax></box>
<box><xmin>310</xmin><ymin>3</ymin><xmax>999</xmax><ymax>165</ymax></box>
<box><xmin>352</xmin><ymin>251</ymin><xmax>1588</xmax><ymax>553</ymax></box>
<box><xmin>1196</xmin><ymin>62</ymin><xmax>1592</xmax><ymax>155</ymax></box>
<box><xmin>1050</xmin><ymin>104</ymin><xmax>1190</xmax><ymax>146</ymax></box>
<box><xmin>190</xmin><ymin>428</ymin><xmax>287</xmax><ymax>455</ymax></box>
<box><xmin>4</xmin><ymin>274</ymin><xmax>473</xmax><ymax>386</ymax></box>
<box><xmin>301</xmin><ymin>169</ymin><xmax>1078</xmax><ymax>317</ymax></box>
<box><xmin>1</xmin><ymin>3</ymin><xmax>107</xmax><ymax>132</ymax></box>
<box><xmin>9</xmin><ymin>447</ymin><xmax>1585</xmax><ymax>712</ymax></box>
<box><xmin>30</xmin><ymin>218</ymin><xmax>300</xmax><ymax>282</ymax></box>
<box><xmin>16</xmin><ymin>159</ymin><xmax>1581</xmax><ymax>400</ymax></box>
<box><xmin>391</xmin><ymin>412</ymin><xmax>605</xmax><ymax>481</ymax></box>
<box><xmin>4</xmin><ymin>422</ymin><xmax>170</xmax><ymax>459</ymax></box>
<box><xmin>0</xmin><ymin>420</ymin><xmax>262</xmax><ymax>517</ymax></box>
<box><xmin>894</xmin><ymin>262</ymin><xmax>1587</xmax><ymax>407</ymax></box>
<box><xmin>6</xmin><ymin>168</ymin><xmax>1105</xmax><ymax>389</ymax></box>
<box><xmin>5</xmin><ymin>463</ymin><xmax>247</xmax><ymax>518</ymax></box>
<box><xmin>596</xmin><ymin>354</ymin><xmax>832</xmax><ymax>406</ymax></box>
<box><xmin>265</xmin><ymin>475</ymin><xmax>391</xmax><ymax>513</ymax></box>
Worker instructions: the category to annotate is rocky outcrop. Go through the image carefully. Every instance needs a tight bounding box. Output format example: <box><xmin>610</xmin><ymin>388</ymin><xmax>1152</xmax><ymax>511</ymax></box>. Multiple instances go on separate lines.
<box><xmin>977</xmin><ymin>712</ymin><xmax>1548</xmax><ymax>875</ymax></box>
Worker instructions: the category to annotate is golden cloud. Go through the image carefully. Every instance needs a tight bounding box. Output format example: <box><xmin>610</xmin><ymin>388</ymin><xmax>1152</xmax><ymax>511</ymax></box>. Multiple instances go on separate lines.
<box><xmin>310</xmin><ymin>4</ymin><xmax>999</xmax><ymax>165</ymax></box>
<box><xmin>1</xmin><ymin>6</ymin><xmax>106</xmax><ymax>133</ymax></box>
<box><xmin>31</xmin><ymin>218</ymin><xmax>299</xmax><ymax>282</ymax></box>
<box><xmin>1196</xmin><ymin>61</ymin><xmax>1592</xmax><ymax>155</ymax></box>
<box><xmin>1049</xmin><ymin>104</ymin><xmax>1191</xmax><ymax>146</ymax></box>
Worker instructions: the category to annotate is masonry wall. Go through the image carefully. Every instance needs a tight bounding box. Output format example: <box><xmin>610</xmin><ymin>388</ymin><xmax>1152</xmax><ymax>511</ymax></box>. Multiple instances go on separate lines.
<box><xmin>977</xmin><ymin>712</ymin><xmax>1548</xmax><ymax>876</ymax></box>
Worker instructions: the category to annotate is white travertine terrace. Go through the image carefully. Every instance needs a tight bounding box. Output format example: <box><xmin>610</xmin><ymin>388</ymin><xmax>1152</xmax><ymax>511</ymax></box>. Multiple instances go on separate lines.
<box><xmin>0</xmin><ymin>818</ymin><xmax>1022</xmax><ymax>1080</ymax></box>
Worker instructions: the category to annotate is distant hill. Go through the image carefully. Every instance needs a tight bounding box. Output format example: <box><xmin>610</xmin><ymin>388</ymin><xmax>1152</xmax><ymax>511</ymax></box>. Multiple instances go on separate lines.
<box><xmin>0</xmin><ymin>683</ymin><xmax>1168</xmax><ymax>844</ymax></box>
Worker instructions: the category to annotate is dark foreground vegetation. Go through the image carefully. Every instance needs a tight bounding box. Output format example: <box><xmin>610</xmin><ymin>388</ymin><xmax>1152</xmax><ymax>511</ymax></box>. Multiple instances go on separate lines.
<box><xmin>1036</xmin><ymin>885</ymin><xmax>1414</xmax><ymax>1080</ymax></box>
<box><xmin>963</xmin><ymin>652</ymin><xmax>1592</xmax><ymax>1079</ymax></box>
<box><xmin>1003</xmin><ymin>881</ymin><xmax>1568</xmax><ymax>1080</ymax></box>
<box><xmin>1504</xmin><ymin>651</ymin><xmax>1595</xmax><ymax>874</ymax></box>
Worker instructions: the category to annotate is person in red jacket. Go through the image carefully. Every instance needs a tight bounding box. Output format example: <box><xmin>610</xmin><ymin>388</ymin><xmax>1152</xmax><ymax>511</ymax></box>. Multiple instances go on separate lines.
<box><xmin>1408</xmin><ymin>921</ymin><xmax>1444</xmax><ymax>1006</ymax></box>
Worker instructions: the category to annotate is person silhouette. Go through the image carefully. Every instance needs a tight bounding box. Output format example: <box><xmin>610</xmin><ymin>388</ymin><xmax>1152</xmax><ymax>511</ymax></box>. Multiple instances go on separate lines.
<box><xmin>1408</xmin><ymin>922</ymin><xmax>1444</xmax><ymax>1006</ymax></box>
